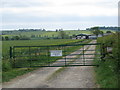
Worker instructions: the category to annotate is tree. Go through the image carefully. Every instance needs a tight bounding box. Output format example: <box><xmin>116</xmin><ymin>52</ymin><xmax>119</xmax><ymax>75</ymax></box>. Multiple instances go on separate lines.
<box><xmin>42</xmin><ymin>29</ymin><xmax>46</xmax><ymax>31</ymax></box>
<box><xmin>106</xmin><ymin>31</ymin><xmax>112</xmax><ymax>33</ymax></box>
<box><xmin>20</xmin><ymin>35</ymin><xmax>30</xmax><ymax>40</ymax></box>
<box><xmin>90</xmin><ymin>27</ymin><xmax>101</xmax><ymax>37</ymax></box>
<box><xmin>31</xmin><ymin>35</ymin><xmax>36</xmax><ymax>38</ymax></box>
<box><xmin>59</xmin><ymin>28</ymin><xmax>63</xmax><ymax>31</ymax></box>
<box><xmin>59</xmin><ymin>31</ymin><xmax>68</xmax><ymax>39</ymax></box>
<box><xmin>100</xmin><ymin>31</ymin><xmax>104</xmax><ymax>36</ymax></box>
<box><xmin>52</xmin><ymin>34</ymin><xmax>55</xmax><ymax>37</ymax></box>
<box><xmin>90</xmin><ymin>27</ymin><xmax>99</xmax><ymax>31</ymax></box>
<box><xmin>56</xmin><ymin>29</ymin><xmax>58</xmax><ymax>32</ymax></box>
<box><xmin>14</xmin><ymin>36</ymin><xmax>20</xmax><ymax>40</ymax></box>
<box><xmin>72</xmin><ymin>34</ymin><xmax>76</xmax><ymax>38</ymax></box>
<box><xmin>2</xmin><ymin>37</ymin><xmax>4</xmax><ymax>41</ymax></box>
<box><xmin>5</xmin><ymin>36</ymin><xmax>9</xmax><ymax>40</ymax></box>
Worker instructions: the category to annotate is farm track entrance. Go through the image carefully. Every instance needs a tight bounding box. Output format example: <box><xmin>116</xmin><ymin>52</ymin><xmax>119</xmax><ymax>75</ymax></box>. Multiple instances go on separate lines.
<box><xmin>9</xmin><ymin>41</ymin><xmax>104</xmax><ymax>68</ymax></box>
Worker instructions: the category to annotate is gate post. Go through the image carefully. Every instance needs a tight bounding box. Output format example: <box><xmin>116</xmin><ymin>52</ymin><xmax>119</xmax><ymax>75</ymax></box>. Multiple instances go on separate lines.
<box><xmin>29</xmin><ymin>46</ymin><xmax>32</xmax><ymax>67</ymax></box>
<box><xmin>10</xmin><ymin>46</ymin><xmax>16</xmax><ymax>68</ymax></box>
<box><xmin>64</xmin><ymin>46</ymin><xmax>66</xmax><ymax>66</ymax></box>
<box><xmin>11</xmin><ymin>46</ymin><xmax>16</xmax><ymax>68</ymax></box>
<box><xmin>101</xmin><ymin>43</ymin><xmax>106</xmax><ymax>61</ymax></box>
<box><xmin>10</xmin><ymin>47</ymin><xmax>12</xmax><ymax>58</ymax></box>
<box><xmin>9</xmin><ymin>47</ymin><xmax>14</xmax><ymax>68</ymax></box>
<box><xmin>83</xmin><ymin>45</ymin><xmax>85</xmax><ymax>65</ymax></box>
<box><xmin>47</xmin><ymin>46</ymin><xmax>50</xmax><ymax>66</ymax></box>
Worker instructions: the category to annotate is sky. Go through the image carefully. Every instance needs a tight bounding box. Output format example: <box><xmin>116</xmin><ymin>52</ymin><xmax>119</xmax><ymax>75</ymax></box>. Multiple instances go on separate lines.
<box><xmin>0</xmin><ymin>0</ymin><xmax>119</xmax><ymax>30</ymax></box>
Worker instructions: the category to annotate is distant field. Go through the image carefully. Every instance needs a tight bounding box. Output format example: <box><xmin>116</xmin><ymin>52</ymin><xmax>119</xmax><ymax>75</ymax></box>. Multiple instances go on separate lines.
<box><xmin>1</xmin><ymin>31</ymin><xmax>47</xmax><ymax>37</ymax></box>
<box><xmin>65</xmin><ymin>30</ymin><xmax>92</xmax><ymax>35</ymax></box>
<box><xmin>1</xmin><ymin>30</ymin><xmax>92</xmax><ymax>37</ymax></box>
<box><xmin>1</xmin><ymin>30</ymin><xmax>116</xmax><ymax>39</ymax></box>
<box><xmin>42</xmin><ymin>30</ymin><xmax>92</xmax><ymax>37</ymax></box>
<box><xmin>2</xmin><ymin>39</ymin><xmax>84</xmax><ymax>57</ymax></box>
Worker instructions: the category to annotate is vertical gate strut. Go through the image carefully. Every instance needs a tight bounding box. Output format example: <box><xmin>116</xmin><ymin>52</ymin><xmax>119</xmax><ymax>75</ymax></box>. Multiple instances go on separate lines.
<box><xmin>64</xmin><ymin>46</ymin><xmax>67</xmax><ymax>66</ymax></box>
<box><xmin>13</xmin><ymin>47</ymin><xmax>15</xmax><ymax>68</ymax></box>
<box><xmin>29</xmin><ymin>46</ymin><xmax>32</xmax><ymax>67</ymax></box>
<box><xmin>83</xmin><ymin>45</ymin><xmax>85</xmax><ymax>65</ymax></box>
<box><xmin>47</xmin><ymin>46</ymin><xmax>50</xmax><ymax>66</ymax></box>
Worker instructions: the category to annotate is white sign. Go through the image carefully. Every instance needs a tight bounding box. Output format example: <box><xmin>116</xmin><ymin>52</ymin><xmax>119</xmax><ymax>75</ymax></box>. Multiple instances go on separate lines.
<box><xmin>50</xmin><ymin>50</ymin><xmax>62</xmax><ymax>56</ymax></box>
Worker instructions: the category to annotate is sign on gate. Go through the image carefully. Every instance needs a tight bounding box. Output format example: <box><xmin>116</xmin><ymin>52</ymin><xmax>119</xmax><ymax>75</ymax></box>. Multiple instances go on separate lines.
<box><xmin>50</xmin><ymin>50</ymin><xmax>62</xmax><ymax>56</ymax></box>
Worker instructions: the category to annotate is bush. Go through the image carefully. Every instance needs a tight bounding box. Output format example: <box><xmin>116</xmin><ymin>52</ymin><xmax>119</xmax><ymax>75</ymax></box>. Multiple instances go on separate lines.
<box><xmin>96</xmin><ymin>32</ymin><xmax>120</xmax><ymax>88</ymax></box>
<box><xmin>112</xmin><ymin>32</ymin><xmax>120</xmax><ymax>74</ymax></box>
<box><xmin>2</xmin><ymin>59</ymin><xmax>12</xmax><ymax>72</ymax></box>
<box><xmin>106</xmin><ymin>31</ymin><xmax>112</xmax><ymax>33</ymax></box>
<box><xmin>5</xmin><ymin>36</ymin><xmax>9</xmax><ymax>40</ymax></box>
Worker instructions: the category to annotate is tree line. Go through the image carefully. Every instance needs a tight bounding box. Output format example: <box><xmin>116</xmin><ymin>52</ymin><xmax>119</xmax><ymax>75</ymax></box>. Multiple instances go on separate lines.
<box><xmin>1</xmin><ymin>31</ymin><xmax>71</xmax><ymax>41</ymax></box>
<box><xmin>86</xmin><ymin>26</ymin><xmax>120</xmax><ymax>31</ymax></box>
<box><xmin>1</xmin><ymin>35</ymin><xmax>30</xmax><ymax>41</ymax></box>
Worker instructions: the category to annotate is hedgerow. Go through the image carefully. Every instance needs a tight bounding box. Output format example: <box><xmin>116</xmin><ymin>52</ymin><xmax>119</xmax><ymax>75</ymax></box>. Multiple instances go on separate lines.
<box><xmin>96</xmin><ymin>32</ymin><xmax>120</xmax><ymax>88</ymax></box>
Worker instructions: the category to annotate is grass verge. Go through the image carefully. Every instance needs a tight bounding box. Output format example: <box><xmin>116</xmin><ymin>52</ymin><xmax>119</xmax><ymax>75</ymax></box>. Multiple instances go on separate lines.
<box><xmin>94</xmin><ymin>45</ymin><xmax>118</xmax><ymax>88</ymax></box>
<box><xmin>2</xmin><ymin>68</ymin><xmax>35</xmax><ymax>82</ymax></box>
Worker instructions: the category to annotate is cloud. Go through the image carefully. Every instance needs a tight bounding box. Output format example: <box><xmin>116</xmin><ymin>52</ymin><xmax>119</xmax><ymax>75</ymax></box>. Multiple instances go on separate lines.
<box><xmin>0</xmin><ymin>0</ymin><xmax>119</xmax><ymax>30</ymax></box>
<box><xmin>2</xmin><ymin>12</ymin><xmax>117</xmax><ymax>23</ymax></box>
<box><xmin>1</xmin><ymin>0</ymin><xmax>54</xmax><ymax>8</ymax></box>
<box><xmin>1</xmin><ymin>5</ymin><xmax>117</xmax><ymax>17</ymax></box>
<box><xmin>1</xmin><ymin>0</ymin><xmax>118</xmax><ymax>17</ymax></box>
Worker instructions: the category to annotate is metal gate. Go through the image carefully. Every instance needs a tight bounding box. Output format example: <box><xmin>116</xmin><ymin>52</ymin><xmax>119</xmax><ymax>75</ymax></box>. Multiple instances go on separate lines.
<box><xmin>9</xmin><ymin>43</ymin><xmax>104</xmax><ymax>68</ymax></box>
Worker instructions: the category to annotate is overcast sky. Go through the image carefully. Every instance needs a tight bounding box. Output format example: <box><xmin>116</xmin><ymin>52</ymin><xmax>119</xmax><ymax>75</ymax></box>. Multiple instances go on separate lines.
<box><xmin>0</xmin><ymin>0</ymin><xmax>119</xmax><ymax>30</ymax></box>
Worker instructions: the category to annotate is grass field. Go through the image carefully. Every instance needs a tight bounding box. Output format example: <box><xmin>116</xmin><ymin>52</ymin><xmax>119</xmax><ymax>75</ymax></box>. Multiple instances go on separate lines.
<box><xmin>1</xmin><ymin>30</ymin><xmax>92</xmax><ymax>38</ymax></box>
<box><xmin>2</xmin><ymin>39</ymin><xmax>85</xmax><ymax>57</ymax></box>
<box><xmin>1</xmin><ymin>30</ymin><xmax>115</xmax><ymax>40</ymax></box>
<box><xmin>44</xmin><ymin>30</ymin><xmax>92</xmax><ymax>36</ymax></box>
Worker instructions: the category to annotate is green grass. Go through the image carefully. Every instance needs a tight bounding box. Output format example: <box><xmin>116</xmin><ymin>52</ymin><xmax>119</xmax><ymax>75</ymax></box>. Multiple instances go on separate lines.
<box><xmin>94</xmin><ymin>56</ymin><xmax>118</xmax><ymax>88</ymax></box>
<box><xmin>2</xmin><ymin>68</ymin><xmax>35</xmax><ymax>82</ymax></box>
<box><xmin>65</xmin><ymin>30</ymin><xmax>92</xmax><ymax>35</ymax></box>
<box><xmin>2</xmin><ymin>30</ymin><xmax>115</xmax><ymax>39</ymax></box>
<box><xmin>2</xmin><ymin>39</ymin><xmax>84</xmax><ymax>57</ymax></box>
<box><xmin>42</xmin><ymin>30</ymin><xmax>92</xmax><ymax>37</ymax></box>
<box><xmin>2</xmin><ymin>31</ymin><xmax>47</xmax><ymax>37</ymax></box>
<box><xmin>2</xmin><ymin>30</ymin><xmax>92</xmax><ymax>38</ymax></box>
<box><xmin>41</xmin><ymin>31</ymin><xmax>59</xmax><ymax>37</ymax></box>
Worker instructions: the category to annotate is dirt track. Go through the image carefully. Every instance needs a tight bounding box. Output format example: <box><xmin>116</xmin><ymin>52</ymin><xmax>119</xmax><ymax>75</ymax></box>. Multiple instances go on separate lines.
<box><xmin>3</xmin><ymin>40</ymin><xmax>98</xmax><ymax>88</ymax></box>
